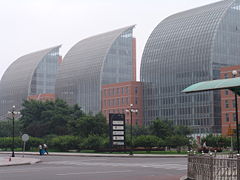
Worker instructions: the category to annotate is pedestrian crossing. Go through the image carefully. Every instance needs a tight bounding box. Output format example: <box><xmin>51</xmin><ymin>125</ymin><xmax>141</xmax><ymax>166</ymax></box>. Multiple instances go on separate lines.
<box><xmin>43</xmin><ymin>160</ymin><xmax>187</xmax><ymax>171</ymax></box>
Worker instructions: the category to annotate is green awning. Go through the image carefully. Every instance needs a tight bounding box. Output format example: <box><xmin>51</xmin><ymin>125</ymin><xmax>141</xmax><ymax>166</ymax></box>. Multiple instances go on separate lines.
<box><xmin>182</xmin><ymin>77</ymin><xmax>240</xmax><ymax>95</ymax></box>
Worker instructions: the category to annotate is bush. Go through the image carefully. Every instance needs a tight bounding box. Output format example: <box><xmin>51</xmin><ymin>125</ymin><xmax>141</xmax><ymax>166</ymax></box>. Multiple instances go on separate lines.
<box><xmin>25</xmin><ymin>137</ymin><xmax>43</xmax><ymax>150</ymax></box>
<box><xmin>49</xmin><ymin>136</ymin><xmax>81</xmax><ymax>151</ymax></box>
<box><xmin>80</xmin><ymin>136</ymin><xmax>106</xmax><ymax>150</ymax></box>
<box><xmin>0</xmin><ymin>137</ymin><xmax>22</xmax><ymax>150</ymax></box>
<box><xmin>134</xmin><ymin>135</ymin><xmax>159</xmax><ymax>151</ymax></box>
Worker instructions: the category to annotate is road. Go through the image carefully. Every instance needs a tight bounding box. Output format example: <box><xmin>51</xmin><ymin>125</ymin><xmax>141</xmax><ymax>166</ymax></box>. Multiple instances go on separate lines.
<box><xmin>0</xmin><ymin>155</ymin><xmax>187</xmax><ymax>180</ymax></box>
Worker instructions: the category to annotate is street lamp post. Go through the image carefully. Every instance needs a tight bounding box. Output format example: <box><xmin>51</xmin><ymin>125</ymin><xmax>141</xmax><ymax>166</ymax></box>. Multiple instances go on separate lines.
<box><xmin>126</xmin><ymin>104</ymin><xmax>138</xmax><ymax>155</ymax></box>
<box><xmin>8</xmin><ymin>105</ymin><xmax>20</xmax><ymax>157</ymax></box>
<box><xmin>232</xmin><ymin>70</ymin><xmax>240</xmax><ymax>154</ymax></box>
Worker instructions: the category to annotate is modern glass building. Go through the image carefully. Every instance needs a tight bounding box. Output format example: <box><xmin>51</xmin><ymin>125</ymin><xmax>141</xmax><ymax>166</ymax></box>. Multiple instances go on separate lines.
<box><xmin>56</xmin><ymin>26</ymin><xmax>135</xmax><ymax>114</ymax></box>
<box><xmin>140</xmin><ymin>0</ymin><xmax>240</xmax><ymax>135</ymax></box>
<box><xmin>0</xmin><ymin>46</ymin><xmax>61</xmax><ymax>120</ymax></box>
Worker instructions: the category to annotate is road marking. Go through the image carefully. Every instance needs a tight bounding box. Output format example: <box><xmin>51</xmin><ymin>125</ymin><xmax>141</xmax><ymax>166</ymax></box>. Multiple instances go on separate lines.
<box><xmin>56</xmin><ymin>170</ymin><xmax>132</xmax><ymax>176</ymax></box>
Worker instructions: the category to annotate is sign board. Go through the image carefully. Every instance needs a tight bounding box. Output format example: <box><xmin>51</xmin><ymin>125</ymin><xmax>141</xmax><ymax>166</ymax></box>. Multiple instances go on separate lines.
<box><xmin>109</xmin><ymin>113</ymin><xmax>125</xmax><ymax>147</ymax></box>
<box><xmin>22</xmin><ymin>134</ymin><xmax>29</xmax><ymax>142</ymax></box>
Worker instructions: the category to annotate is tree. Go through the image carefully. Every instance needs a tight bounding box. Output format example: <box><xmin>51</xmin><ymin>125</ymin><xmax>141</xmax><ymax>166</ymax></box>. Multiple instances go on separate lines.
<box><xmin>166</xmin><ymin>135</ymin><xmax>189</xmax><ymax>152</ymax></box>
<box><xmin>174</xmin><ymin>126</ymin><xmax>192</xmax><ymax>136</ymax></box>
<box><xmin>149</xmin><ymin>118</ymin><xmax>173</xmax><ymax>138</ymax></box>
<box><xmin>75</xmin><ymin>113</ymin><xmax>108</xmax><ymax>137</ymax></box>
<box><xmin>20</xmin><ymin>99</ymin><xmax>83</xmax><ymax>137</ymax></box>
<box><xmin>0</xmin><ymin>119</ymin><xmax>22</xmax><ymax>137</ymax></box>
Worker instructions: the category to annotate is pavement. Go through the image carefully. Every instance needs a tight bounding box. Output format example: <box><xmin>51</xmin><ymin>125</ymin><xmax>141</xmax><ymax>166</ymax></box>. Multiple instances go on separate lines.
<box><xmin>0</xmin><ymin>155</ymin><xmax>41</xmax><ymax>167</ymax></box>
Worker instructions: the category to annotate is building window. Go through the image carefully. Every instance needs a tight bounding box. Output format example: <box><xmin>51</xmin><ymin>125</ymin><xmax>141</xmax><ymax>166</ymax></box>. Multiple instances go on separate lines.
<box><xmin>135</xmin><ymin>97</ymin><xmax>138</xmax><ymax>105</ymax></box>
<box><xmin>112</xmin><ymin>88</ymin><xmax>115</xmax><ymax>96</ymax></box>
<box><xmin>122</xmin><ymin>87</ymin><xmax>124</xmax><ymax>95</ymax></box>
<box><xmin>233</xmin><ymin>100</ymin><xmax>236</xmax><ymax>108</ymax></box>
<box><xmin>126</xmin><ymin>87</ymin><xmax>128</xmax><ymax>94</ymax></box>
<box><xmin>225</xmin><ymin>113</ymin><xmax>229</xmax><ymax>122</ymax></box>
<box><xmin>104</xmin><ymin>89</ymin><xmax>106</xmax><ymax>96</ymax></box>
<box><xmin>225</xmin><ymin>90</ymin><xmax>229</xmax><ymax>95</ymax></box>
<box><xmin>135</xmin><ymin>87</ymin><xmax>138</xmax><ymax>94</ymax></box>
<box><xmin>117</xmin><ymin>88</ymin><xmax>120</xmax><ymax>95</ymax></box>
<box><xmin>225</xmin><ymin>100</ymin><xmax>229</xmax><ymax>108</ymax></box>
<box><xmin>224</xmin><ymin>73</ymin><xmax>228</xmax><ymax>79</ymax></box>
<box><xmin>233</xmin><ymin>113</ymin><xmax>236</xmax><ymax>121</ymax></box>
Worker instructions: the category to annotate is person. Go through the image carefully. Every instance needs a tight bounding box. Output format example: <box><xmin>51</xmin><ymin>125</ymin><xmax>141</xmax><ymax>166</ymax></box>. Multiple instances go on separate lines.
<box><xmin>43</xmin><ymin>143</ymin><xmax>48</xmax><ymax>155</ymax></box>
<box><xmin>39</xmin><ymin>144</ymin><xmax>43</xmax><ymax>155</ymax></box>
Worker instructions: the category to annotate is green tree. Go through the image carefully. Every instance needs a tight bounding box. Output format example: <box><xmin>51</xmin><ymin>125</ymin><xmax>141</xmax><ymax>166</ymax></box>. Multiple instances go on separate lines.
<box><xmin>174</xmin><ymin>126</ymin><xmax>192</xmax><ymax>136</ymax></box>
<box><xmin>0</xmin><ymin>119</ymin><xmax>22</xmax><ymax>137</ymax></box>
<box><xmin>166</xmin><ymin>135</ymin><xmax>189</xmax><ymax>152</ymax></box>
<box><xmin>20</xmin><ymin>99</ymin><xmax>82</xmax><ymax>137</ymax></box>
<box><xmin>75</xmin><ymin>113</ymin><xmax>108</xmax><ymax>137</ymax></box>
<box><xmin>149</xmin><ymin>118</ymin><xmax>173</xmax><ymax>138</ymax></box>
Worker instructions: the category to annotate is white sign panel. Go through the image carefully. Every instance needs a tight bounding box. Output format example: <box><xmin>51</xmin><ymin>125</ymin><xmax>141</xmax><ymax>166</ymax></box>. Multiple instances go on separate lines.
<box><xmin>112</xmin><ymin>121</ymin><xmax>124</xmax><ymax>125</ymax></box>
<box><xmin>113</xmin><ymin>142</ymin><xmax>125</xmax><ymax>145</ymax></box>
<box><xmin>113</xmin><ymin>131</ymin><xmax>124</xmax><ymax>135</ymax></box>
<box><xmin>22</xmin><ymin>134</ymin><xmax>29</xmax><ymax>142</ymax></box>
<box><xmin>113</xmin><ymin>136</ymin><xmax>124</xmax><ymax>140</ymax></box>
<box><xmin>113</xmin><ymin>126</ymin><xmax>124</xmax><ymax>130</ymax></box>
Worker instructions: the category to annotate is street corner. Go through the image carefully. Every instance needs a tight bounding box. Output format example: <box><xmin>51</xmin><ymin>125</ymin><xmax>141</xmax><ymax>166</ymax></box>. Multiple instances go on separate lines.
<box><xmin>0</xmin><ymin>156</ymin><xmax>41</xmax><ymax>167</ymax></box>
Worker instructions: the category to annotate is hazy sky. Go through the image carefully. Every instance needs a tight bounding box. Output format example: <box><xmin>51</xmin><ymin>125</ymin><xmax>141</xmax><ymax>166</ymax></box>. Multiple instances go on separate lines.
<box><xmin>0</xmin><ymin>0</ymin><xmax>220</xmax><ymax>80</ymax></box>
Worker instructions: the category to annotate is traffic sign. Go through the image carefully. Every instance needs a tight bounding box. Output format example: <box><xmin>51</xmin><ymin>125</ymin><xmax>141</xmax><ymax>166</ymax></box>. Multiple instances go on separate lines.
<box><xmin>22</xmin><ymin>134</ymin><xmax>29</xmax><ymax>142</ymax></box>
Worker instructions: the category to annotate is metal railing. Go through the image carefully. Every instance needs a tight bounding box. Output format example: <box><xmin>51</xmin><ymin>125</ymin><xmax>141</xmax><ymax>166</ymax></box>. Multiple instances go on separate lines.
<box><xmin>187</xmin><ymin>152</ymin><xmax>240</xmax><ymax>180</ymax></box>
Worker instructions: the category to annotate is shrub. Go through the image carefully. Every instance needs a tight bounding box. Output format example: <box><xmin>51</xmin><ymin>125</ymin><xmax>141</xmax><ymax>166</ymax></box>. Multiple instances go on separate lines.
<box><xmin>80</xmin><ymin>135</ymin><xmax>105</xmax><ymax>150</ymax></box>
<box><xmin>134</xmin><ymin>135</ymin><xmax>159</xmax><ymax>151</ymax></box>
<box><xmin>49</xmin><ymin>136</ymin><xmax>81</xmax><ymax>151</ymax></box>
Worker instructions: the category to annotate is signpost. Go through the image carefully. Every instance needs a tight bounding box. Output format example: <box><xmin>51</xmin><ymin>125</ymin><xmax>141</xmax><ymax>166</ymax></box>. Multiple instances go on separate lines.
<box><xmin>21</xmin><ymin>134</ymin><xmax>29</xmax><ymax>157</ymax></box>
<box><xmin>109</xmin><ymin>114</ymin><xmax>125</xmax><ymax>150</ymax></box>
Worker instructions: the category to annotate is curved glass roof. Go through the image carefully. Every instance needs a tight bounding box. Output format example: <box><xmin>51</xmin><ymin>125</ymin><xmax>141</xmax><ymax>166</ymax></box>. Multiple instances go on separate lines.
<box><xmin>56</xmin><ymin>26</ymin><xmax>135</xmax><ymax>113</ymax></box>
<box><xmin>0</xmin><ymin>46</ymin><xmax>61</xmax><ymax>119</ymax></box>
<box><xmin>140</xmin><ymin>0</ymin><xmax>240</xmax><ymax>134</ymax></box>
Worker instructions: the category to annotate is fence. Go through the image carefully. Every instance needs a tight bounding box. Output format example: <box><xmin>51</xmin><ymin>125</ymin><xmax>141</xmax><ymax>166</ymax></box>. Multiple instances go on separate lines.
<box><xmin>187</xmin><ymin>153</ymin><xmax>240</xmax><ymax>180</ymax></box>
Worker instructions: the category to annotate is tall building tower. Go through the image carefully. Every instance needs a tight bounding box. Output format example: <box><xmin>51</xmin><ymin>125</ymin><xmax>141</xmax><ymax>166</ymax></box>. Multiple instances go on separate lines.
<box><xmin>140</xmin><ymin>0</ymin><xmax>240</xmax><ymax>135</ymax></box>
<box><xmin>0</xmin><ymin>46</ymin><xmax>61</xmax><ymax>120</ymax></box>
<box><xmin>56</xmin><ymin>26</ymin><xmax>135</xmax><ymax>114</ymax></box>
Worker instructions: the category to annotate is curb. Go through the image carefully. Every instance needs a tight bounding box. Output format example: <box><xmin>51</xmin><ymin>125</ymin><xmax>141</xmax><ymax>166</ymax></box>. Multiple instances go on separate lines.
<box><xmin>0</xmin><ymin>151</ymin><xmax>187</xmax><ymax>158</ymax></box>
<box><xmin>0</xmin><ymin>158</ymin><xmax>41</xmax><ymax>167</ymax></box>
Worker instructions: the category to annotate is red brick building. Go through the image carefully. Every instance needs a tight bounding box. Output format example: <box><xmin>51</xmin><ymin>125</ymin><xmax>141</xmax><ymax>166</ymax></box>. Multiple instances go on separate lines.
<box><xmin>220</xmin><ymin>65</ymin><xmax>240</xmax><ymax>136</ymax></box>
<box><xmin>27</xmin><ymin>93</ymin><xmax>56</xmax><ymax>101</ymax></box>
<box><xmin>101</xmin><ymin>81</ymin><xmax>143</xmax><ymax>126</ymax></box>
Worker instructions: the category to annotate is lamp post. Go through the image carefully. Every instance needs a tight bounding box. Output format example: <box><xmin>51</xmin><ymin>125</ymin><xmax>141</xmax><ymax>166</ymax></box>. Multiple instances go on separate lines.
<box><xmin>126</xmin><ymin>104</ymin><xmax>138</xmax><ymax>155</ymax></box>
<box><xmin>8</xmin><ymin>105</ymin><xmax>20</xmax><ymax>157</ymax></box>
<box><xmin>232</xmin><ymin>70</ymin><xmax>240</xmax><ymax>153</ymax></box>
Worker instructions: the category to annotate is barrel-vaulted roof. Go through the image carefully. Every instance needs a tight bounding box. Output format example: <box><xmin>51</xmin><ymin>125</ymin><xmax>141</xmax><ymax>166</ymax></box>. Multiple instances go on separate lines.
<box><xmin>0</xmin><ymin>45</ymin><xmax>61</xmax><ymax>98</ymax></box>
<box><xmin>56</xmin><ymin>25</ymin><xmax>135</xmax><ymax>84</ymax></box>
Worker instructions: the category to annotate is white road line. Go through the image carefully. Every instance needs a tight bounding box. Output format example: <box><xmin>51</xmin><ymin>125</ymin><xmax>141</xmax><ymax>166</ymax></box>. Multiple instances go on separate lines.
<box><xmin>56</xmin><ymin>170</ymin><xmax>132</xmax><ymax>176</ymax></box>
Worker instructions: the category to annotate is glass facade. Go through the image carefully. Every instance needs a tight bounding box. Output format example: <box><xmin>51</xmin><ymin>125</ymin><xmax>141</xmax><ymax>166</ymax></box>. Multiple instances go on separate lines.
<box><xmin>0</xmin><ymin>46</ymin><xmax>61</xmax><ymax>120</ymax></box>
<box><xmin>56</xmin><ymin>26</ymin><xmax>134</xmax><ymax>114</ymax></box>
<box><xmin>140</xmin><ymin>0</ymin><xmax>240</xmax><ymax>135</ymax></box>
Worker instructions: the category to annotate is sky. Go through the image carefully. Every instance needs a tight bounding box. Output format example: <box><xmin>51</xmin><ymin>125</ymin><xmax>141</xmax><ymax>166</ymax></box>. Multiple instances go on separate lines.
<box><xmin>0</xmin><ymin>0</ymin><xmax>220</xmax><ymax>80</ymax></box>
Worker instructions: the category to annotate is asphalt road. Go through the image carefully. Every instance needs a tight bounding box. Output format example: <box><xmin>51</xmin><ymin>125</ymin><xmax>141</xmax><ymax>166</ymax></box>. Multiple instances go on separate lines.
<box><xmin>0</xmin><ymin>155</ymin><xmax>187</xmax><ymax>180</ymax></box>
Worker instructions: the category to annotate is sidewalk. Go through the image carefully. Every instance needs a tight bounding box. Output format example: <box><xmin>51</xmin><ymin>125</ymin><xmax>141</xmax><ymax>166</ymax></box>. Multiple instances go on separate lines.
<box><xmin>0</xmin><ymin>156</ymin><xmax>41</xmax><ymax>167</ymax></box>
<box><xmin>0</xmin><ymin>151</ymin><xmax>187</xmax><ymax>158</ymax></box>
